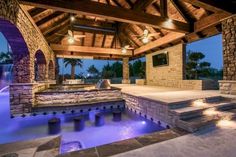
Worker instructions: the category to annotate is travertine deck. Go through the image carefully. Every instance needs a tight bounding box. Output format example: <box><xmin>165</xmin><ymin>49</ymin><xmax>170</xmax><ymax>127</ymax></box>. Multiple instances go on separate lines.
<box><xmin>112</xmin><ymin>126</ymin><xmax>236</xmax><ymax>157</ymax></box>
<box><xmin>112</xmin><ymin>84</ymin><xmax>235</xmax><ymax>103</ymax></box>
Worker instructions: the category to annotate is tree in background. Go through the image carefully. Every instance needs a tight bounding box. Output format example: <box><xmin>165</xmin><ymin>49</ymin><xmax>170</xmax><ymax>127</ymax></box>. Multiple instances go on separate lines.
<box><xmin>111</xmin><ymin>61</ymin><xmax>122</xmax><ymax>77</ymax></box>
<box><xmin>64</xmin><ymin>58</ymin><xmax>83</xmax><ymax>79</ymax></box>
<box><xmin>0</xmin><ymin>52</ymin><xmax>13</xmax><ymax>64</ymax></box>
<box><xmin>101</xmin><ymin>62</ymin><xmax>114</xmax><ymax>79</ymax></box>
<box><xmin>131</xmin><ymin>59</ymin><xmax>146</xmax><ymax>78</ymax></box>
<box><xmin>186</xmin><ymin>51</ymin><xmax>211</xmax><ymax>79</ymax></box>
<box><xmin>87</xmin><ymin>64</ymin><xmax>99</xmax><ymax>78</ymax></box>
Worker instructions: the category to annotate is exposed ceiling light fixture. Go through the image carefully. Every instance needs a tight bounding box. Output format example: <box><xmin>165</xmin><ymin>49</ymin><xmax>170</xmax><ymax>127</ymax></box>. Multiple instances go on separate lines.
<box><xmin>70</xmin><ymin>15</ymin><xmax>75</xmax><ymax>22</ymax></box>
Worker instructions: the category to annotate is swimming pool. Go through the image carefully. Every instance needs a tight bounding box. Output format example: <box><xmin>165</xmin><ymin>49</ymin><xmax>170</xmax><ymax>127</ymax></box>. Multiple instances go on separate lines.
<box><xmin>0</xmin><ymin>93</ymin><xmax>165</xmax><ymax>153</ymax></box>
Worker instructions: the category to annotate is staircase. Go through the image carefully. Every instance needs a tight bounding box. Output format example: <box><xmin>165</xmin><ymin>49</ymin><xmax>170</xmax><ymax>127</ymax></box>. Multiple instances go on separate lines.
<box><xmin>169</xmin><ymin>96</ymin><xmax>236</xmax><ymax>132</ymax></box>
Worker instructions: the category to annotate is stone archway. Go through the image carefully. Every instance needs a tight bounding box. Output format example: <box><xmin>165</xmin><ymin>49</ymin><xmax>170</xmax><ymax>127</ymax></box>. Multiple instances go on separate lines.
<box><xmin>0</xmin><ymin>18</ymin><xmax>30</xmax><ymax>83</ymax></box>
<box><xmin>48</xmin><ymin>60</ymin><xmax>55</xmax><ymax>80</ymax></box>
<box><xmin>35</xmin><ymin>50</ymin><xmax>47</xmax><ymax>81</ymax></box>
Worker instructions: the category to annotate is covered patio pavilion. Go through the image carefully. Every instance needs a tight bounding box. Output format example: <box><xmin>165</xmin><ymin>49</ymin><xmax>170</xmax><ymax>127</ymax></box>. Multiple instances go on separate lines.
<box><xmin>1</xmin><ymin>0</ymin><xmax>236</xmax><ymax>156</ymax></box>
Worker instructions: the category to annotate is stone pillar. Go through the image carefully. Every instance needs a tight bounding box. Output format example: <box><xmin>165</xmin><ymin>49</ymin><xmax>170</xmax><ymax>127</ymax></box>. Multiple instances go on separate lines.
<box><xmin>219</xmin><ymin>15</ymin><xmax>236</xmax><ymax>94</ymax></box>
<box><xmin>122</xmin><ymin>57</ymin><xmax>130</xmax><ymax>84</ymax></box>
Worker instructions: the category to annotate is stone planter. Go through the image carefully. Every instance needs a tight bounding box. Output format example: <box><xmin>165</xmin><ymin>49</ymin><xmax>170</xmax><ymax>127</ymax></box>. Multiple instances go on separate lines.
<box><xmin>135</xmin><ymin>79</ymin><xmax>146</xmax><ymax>85</ymax></box>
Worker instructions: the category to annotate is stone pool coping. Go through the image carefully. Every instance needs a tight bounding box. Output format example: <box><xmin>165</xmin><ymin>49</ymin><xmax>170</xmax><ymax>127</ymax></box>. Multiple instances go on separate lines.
<box><xmin>34</xmin><ymin>98</ymin><xmax>125</xmax><ymax>108</ymax></box>
<box><xmin>57</xmin><ymin>128</ymin><xmax>188</xmax><ymax>157</ymax></box>
<box><xmin>36</xmin><ymin>86</ymin><xmax>121</xmax><ymax>94</ymax></box>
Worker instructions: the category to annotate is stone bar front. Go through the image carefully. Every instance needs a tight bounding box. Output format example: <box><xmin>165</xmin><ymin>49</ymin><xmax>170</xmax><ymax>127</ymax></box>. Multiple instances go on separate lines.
<box><xmin>219</xmin><ymin>15</ymin><xmax>236</xmax><ymax>94</ymax></box>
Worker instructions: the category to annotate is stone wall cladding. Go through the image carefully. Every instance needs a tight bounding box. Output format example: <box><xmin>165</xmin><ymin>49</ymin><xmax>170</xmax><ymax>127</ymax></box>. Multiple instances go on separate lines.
<box><xmin>146</xmin><ymin>44</ymin><xmax>184</xmax><ymax>87</ymax></box>
<box><xmin>219</xmin><ymin>15</ymin><xmax>236</xmax><ymax>95</ymax></box>
<box><xmin>219</xmin><ymin>80</ymin><xmax>236</xmax><ymax>95</ymax></box>
<box><xmin>122</xmin><ymin>93</ymin><xmax>174</xmax><ymax>127</ymax></box>
<box><xmin>222</xmin><ymin>15</ymin><xmax>236</xmax><ymax>80</ymax></box>
<box><xmin>35</xmin><ymin>89</ymin><xmax>123</xmax><ymax>106</ymax></box>
<box><xmin>0</xmin><ymin>0</ymin><xmax>55</xmax><ymax>82</ymax></box>
<box><xmin>145</xmin><ymin>44</ymin><xmax>218</xmax><ymax>90</ymax></box>
<box><xmin>122</xmin><ymin>57</ymin><xmax>130</xmax><ymax>83</ymax></box>
<box><xmin>10</xmin><ymin>83</ymin><xmax>50</xmax><ymax>115</ymax></box>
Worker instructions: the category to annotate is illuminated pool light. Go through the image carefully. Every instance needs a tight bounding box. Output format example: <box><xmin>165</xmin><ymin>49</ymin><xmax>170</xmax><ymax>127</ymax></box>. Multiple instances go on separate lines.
<box><xmin>141</xmin><ymin>121</ymin><xmax>146</xmax><ymax>125</ymax></box>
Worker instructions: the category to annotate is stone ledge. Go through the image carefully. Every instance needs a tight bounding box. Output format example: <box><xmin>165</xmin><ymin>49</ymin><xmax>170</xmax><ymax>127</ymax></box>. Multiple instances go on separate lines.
<box><xmin>56</xmin><ymin>129</ymin><xmax>186</xmax><ymax>157</ymax></box>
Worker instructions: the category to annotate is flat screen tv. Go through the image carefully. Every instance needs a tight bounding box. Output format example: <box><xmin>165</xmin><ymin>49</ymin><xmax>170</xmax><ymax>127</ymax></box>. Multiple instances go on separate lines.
<box><xmin>152</xmin><ymin>51</ymin><xmax>168</xmax><ymax>67</ymax></box>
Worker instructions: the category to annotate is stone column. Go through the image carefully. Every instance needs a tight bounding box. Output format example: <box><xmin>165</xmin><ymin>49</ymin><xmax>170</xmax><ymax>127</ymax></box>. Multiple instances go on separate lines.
<box><xmin>219</xmin><ymin>15</ymin><xmax>236</xmax><ymax>94</ymax></box>
<box><xmin>122</xmin><ymin>57</ymin><xmax>130</xmax><ymax>84</ymax></box>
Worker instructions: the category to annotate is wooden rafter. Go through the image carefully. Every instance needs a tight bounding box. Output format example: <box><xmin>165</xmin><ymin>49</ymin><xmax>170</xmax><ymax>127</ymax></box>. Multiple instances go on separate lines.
<box><xmin>160</xmin><ymin>0</ymin><xmax>168</xmax><ymax>17</ymax></box>
<box><xmin>181</xmin><ymin>0</ymin><xmax>236</xmax><ymax>14</ymax></box>
<box><xmin>170</xmin><ymin>0</ymin><xmax>194</xmax><ymax>24</ymax></box>
<box><xmin>194</xmin><ymin>12</ymin><xmax>231</xmax><ymax>32</ymax></box>
<box><xmin>19</xmin><ymin>0</ymin><xmax>191</xmax><ymax>33</ymax></box>
<box><xmin>36</xmin><ymin>11</ymin><xmax>63</xmax><ymax>26</ymax></box>
<box><xmin>101</xmin><ymin>34</ymin><xmax>107</xmax><ymax>47</ymax></box>
<box><xmin>28</xmin><ymin>8</ymin><xmax>46</xmax><ymax>17</ymax></box>
<box><xmin>134</xmin><ymin>32</ymin><xmax>185</xmax><ymax>55</ymax></box>
<box><xmin>92</xmin><ymin>33</ymin><xmax>96</xmax><ymax>47</ymax></box>
<box><xmin>42</xmin><ymin>13</ymin><xmax>70</xmax><ymax>35</ymax></box>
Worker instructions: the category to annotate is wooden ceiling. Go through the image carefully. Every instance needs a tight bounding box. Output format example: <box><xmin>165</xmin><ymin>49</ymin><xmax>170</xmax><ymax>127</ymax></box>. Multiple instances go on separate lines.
<box><xmin>19</xmin><ymin>0</ymin><xmax>235</xmax><ymax>60</ymax></box>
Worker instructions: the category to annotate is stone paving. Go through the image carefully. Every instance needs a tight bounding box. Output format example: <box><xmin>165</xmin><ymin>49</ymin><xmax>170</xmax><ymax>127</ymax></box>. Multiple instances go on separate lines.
<box><xmin>113</xmin><ymin>84</ymin><xmax>236</xmax><ymax>103</ymax></box>
<box><xmin>112</xmin><ymin>126</ymin><xmax>236</xmax><ymax>157</ymax></box>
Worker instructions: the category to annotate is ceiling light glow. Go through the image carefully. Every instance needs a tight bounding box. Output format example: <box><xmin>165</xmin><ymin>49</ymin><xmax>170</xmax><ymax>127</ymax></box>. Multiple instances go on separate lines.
<box><xmin>142</xmin><ymin>37</ymin><xmax>149</xmax><ymax>44</ymax></box>
<box><xmin>121</xmin><ymin>48</ymin><xmax>127</xmax><ymax>54</ymax></box>
<box><xmin>68</xmin><ymin>36</ymin><xmax>75</xmax><ymax>44</ymax></box>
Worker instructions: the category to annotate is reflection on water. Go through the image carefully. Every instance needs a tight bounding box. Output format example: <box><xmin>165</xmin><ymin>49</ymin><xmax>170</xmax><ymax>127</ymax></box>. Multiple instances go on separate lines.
<box><xmin>0</xmin><ymin>93</ymin><xmax>165</xmax><ymax>151</ymax></box>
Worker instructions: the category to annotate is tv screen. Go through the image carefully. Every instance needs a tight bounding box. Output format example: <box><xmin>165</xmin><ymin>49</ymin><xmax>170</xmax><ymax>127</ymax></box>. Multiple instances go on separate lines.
<box><xmin>152</xmin><ymin>52</ymin><xmax>168</xmax><ymax>67</ymax></box>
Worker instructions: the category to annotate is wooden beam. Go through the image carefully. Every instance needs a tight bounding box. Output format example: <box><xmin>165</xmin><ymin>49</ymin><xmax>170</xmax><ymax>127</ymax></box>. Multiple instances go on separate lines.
<box><xmin>28</xmin><ymin>8</ymin><xmax>46</xmax><ymax>17</ymax></box>
<box><xmin>51</xmin><ymin>44</ymin><xmax>132</xmax><ymax>56</ymax></box>
<box><xmin>101</xmin><ymin>34</ymin><xmax>107</xmax><ymax>47</ymax></box>
<box><xmin>92</xmin><ymin>33</ymin><xmax>96</xmax><ymax>47</ymax></box>
<box><xmin>42</xmin><ymin>13</ymin><xmax>70</xmax><ymax>35</ymax></box>
<box><xmin>19</xmin><ymin>0</ymin><xmax>191</xmax><ymax>33</ymax></box>
<box><xmin>160</xmin><ymin>0</ymin><xmax>168</xmax><ymax>17</ymax></box>
<box><xmin>36</xmin><ymin>11</ymin><xmax>63</xmax><ymax>26</ymax></box>
<box><xmin>194</xmin><ymin>12</ymin><xmax>231</xmax><ymax>32</ymax></box>
<box><xmin>56</xmin><ymin>52</ymin><xmax>123</xmax><ymax>60</ymax></box>
<box><xmin>170</xmin><ymin>0</ymin><xmax>194</xmax><ymax>24</ymax></box>
<box><xmin>133</xmin><ymin>0</ymin><xmax>155</xmax><ymax>10</ymax></box>
<box><xmin>181</xmin><ymin>0</ymin><xmax>236</xmax><ymax>14</ymax></box>
<box><xmin>134</xmin><ymin>32</ymin><xmax>185</xmax><ymax>55</ymax></box>
<box><xmin>71</xmin><ymin>18</ymin><xmax>116</xmax><ymax>35</ymax></box>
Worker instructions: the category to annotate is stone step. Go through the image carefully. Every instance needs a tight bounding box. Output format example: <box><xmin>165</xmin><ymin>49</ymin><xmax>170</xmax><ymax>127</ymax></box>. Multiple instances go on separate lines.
<box><xmin>168</xmin><ymin>96</ymin><xmax>226</xmax><ymax>109</ymax></box>
<box><xmin>171</xmin><ymin>102</ymin><xmax>236</xmax><ymax>120</ymax></box>
<box><xmin>176</xmin><ymin>109</ymin><xmax>236</xmax><ymax>132</ymax></box>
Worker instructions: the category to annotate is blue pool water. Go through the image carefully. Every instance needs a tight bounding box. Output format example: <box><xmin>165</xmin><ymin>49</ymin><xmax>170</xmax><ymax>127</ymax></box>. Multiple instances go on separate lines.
<box><xmin>0</xmin><ymin>93</ymin><xmax>165</xmax><ymax>152</ymax></box>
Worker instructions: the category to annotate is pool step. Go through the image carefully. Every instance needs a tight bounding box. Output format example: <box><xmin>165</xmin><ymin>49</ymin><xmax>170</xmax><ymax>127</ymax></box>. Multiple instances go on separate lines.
<box><xmin>176</xmin><ymin>108</ymin><xmax>236</xmax><ymax>132</ymax></box>
<box><xmin>171</xmin><ymin>102</ymin><xmax>236</xmax><ymax>120</ymax></box>
<box><xmin>168</xmin><ymin>96</ymin><xmax>225</xmax><ymax>109</ymax></box>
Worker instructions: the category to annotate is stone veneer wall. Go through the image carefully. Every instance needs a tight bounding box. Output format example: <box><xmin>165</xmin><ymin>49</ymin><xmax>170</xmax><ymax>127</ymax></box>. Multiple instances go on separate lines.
<box><xmin>10</xmin><ymin>83</ymin><xmax>50</xmax><ymax>115</ymax></box>
<box><xmin>146</xmin><ymin>44</ymin><xmax>184</xmax><ymax>87</ymax></box>
<box><xmin>0</xmin><ymin>0</ymin><xmax>57</xmax><ymax>114</ymax></box>
<box><xmin>219</xmin><ymin>15</ymin><xmax>236</xmax><ymax>94</ymax></box>
<box><xmin>146</xmin><ymin>44</ymin><xmax>218</xmax><ymax>90</ymax></box>
<box><xmin>123</xmin><ymin>94</ymin><xmax>172</xmax><ymax>126</ymax></box>
<box><xmin>35</xmin><ymin>89</ymin><xmax>122</xmax><ymax>106</ymax></box>
<box><xmin>0</xmin><ymin>0</ymin><xmax>55</xmax><ymax>82</ymax></box>
<box><xmin>122</xmin><ymin>57</ymin><xmax>130</xmax><ymax>84</ymax></box>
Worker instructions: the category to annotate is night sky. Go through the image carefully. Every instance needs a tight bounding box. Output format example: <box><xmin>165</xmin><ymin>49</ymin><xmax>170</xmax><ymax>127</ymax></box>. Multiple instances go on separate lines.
<box><xmin>0</xmin><ymin>32</ymin><xmax>223</xmax><ymax>75</ymax></box>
